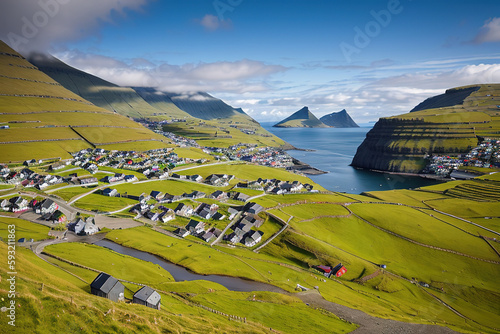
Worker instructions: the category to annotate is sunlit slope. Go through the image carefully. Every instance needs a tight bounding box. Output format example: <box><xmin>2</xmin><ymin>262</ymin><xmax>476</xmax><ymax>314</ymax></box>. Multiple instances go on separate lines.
<box><xmin>28</xmin><ymin>53</ymin><xmax>175</xmax><ymax>119</ymax></box>
<box><xmin>255</xmin><ymin>185</ymin><xmax>500</xmax><ymax>333</ymax></box>
<box><xmin>28</xmin><ymin>53</ymin><xmax>287</xmax><ymax>148</ymax></box>
<box><xmin>352</xmin><ymin>84</ymin><xmax>500</xmax><ymax>172</ymax></box>
<box><xmin>0</xmin><ymin>41</ymin><xmax>172</xmax><ymax>162</ymax></box>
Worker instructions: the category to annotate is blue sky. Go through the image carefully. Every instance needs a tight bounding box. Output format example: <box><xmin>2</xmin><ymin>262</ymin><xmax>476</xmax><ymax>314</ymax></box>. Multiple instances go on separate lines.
<box><xmin>1</xmin><ymin>0</ymin><xmax>500</xmax><ymax>122</ymax></box>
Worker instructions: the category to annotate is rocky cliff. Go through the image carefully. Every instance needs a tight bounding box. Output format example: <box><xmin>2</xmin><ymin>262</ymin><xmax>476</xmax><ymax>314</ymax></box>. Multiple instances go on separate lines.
<box><xmin>351</xmin><ymin>84</ymin><xmax>500</xmax><ymax>173</ymax></box>
<box><xmin>273</xmin><ymin>106</ymin><xmax>329</xmax><ymax>128</ymax></box>
<box><xmin>320</xmin><ymin>109</ymin><xmax>359</xmax><ymax>128</ymax></box>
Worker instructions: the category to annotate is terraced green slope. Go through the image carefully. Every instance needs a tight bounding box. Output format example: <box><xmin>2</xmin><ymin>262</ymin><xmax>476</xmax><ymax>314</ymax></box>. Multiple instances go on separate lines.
<box><xmin>352</xmin><ymin>84</ymin><xmax>500</xmax><ymax>173</ymax></box>
<box><xmin>0</xmin><ymin>41</ymin><xmax>172</xmax><ymax>162</ymax></box>
<box><xmin>29</xmin><ymin>53</ymin><xmax>287</xmax><ymax>148</ymax></box>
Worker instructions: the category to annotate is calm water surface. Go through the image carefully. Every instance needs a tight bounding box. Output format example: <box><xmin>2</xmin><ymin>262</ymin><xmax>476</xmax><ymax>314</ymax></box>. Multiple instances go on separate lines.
<box><xmin>263</xmin><ymin>123</ymin><xmax>441</xmax><ymax>193</ymax></box>
<box><xmin>95</xmin><ymin>239</ymin><xmax>284</xmax><ymax>292</ymax></box>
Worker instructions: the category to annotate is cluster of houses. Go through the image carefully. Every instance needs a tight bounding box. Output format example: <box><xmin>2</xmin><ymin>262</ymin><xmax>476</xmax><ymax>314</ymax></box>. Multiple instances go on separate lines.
<box><xmin>72</xmin><ymin>148</ymin><xmax>179</xmax><ymax>178</ymax></box>
<box><xmin>90</xmin><ymin>272</ymin><xmax>161</xmax><ymax>310</ymax></box>
<box><xmin>236</xmin><ymin>178</ymin><xmax>313</xmax><ymax>194</ymax></box>
<box><xmin>1</xmin><ymin>167</ymin><xmax>65</xmax><ymax>190</ymax></box>
<box><xmin>171</xmin><ymin>173</ymin><xmax>234</xmax><ymax>187</ymax></box>
<box><xmin>100</xmin><ymin>173</ymin><xmax>138</xmax><ymax>184</ymax></box>
<box><xmin>32</xmin><ymin>198</ymin><xmax>66</xmax><ymax>223</ymax></box>
<box><xmin>175</xmin><ymin>219</ymin><xmax>222</xmax><ymax>243</ymax></box>
<box><xmin>1</xmin><ymin>196</ymin><xmax>29</xmax><ymax>213</ymax></box>
<box><xmin>424</xmin><ymin>139</ymin><xmax>500</xmax><ymax>177</ymax></box>
<box><xmin>138</xmin><ymin>119</ymin><xmax>201</xmax><ymax>148</ymax></box>
<box><xmin>171</xmin><ymin>201</ymin><xmax>265</xmax><ymax>247</ymax></box>
<box><xmin>226</xmin><ymin>212</ymin><xmax>265</xmax><ymax>247</ymax></box>
<box><xmin>201</xmin><ymin>143</ymin><xmax>296</xmax><ymax>169</ymax></box>
<box><xmin>67</xmin><ymin>217</ymin><xmax>99</xmax><ymax>236</ymax></box>
<box><xmin>0</xmin><ymin>196</ymin><xmax>66</xmax><ymax>223</ymax></box>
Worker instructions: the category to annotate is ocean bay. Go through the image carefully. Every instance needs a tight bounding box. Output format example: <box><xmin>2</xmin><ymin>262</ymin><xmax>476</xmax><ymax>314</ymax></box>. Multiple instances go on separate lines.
<box><xmin>263</xmin><ymin>123</ymin><xmax>442</xmax><ymax>193</ymax></box>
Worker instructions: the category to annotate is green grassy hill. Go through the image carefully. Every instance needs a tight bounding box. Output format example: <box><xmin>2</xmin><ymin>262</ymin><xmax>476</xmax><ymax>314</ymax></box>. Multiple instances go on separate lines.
<box><xmin>273</xmin><ymin>106</ymin><xmax>330</xmax><ymax>128</ymax></box>
<box><xmin>352</xmin><ymin>84</ymin><xmax>500</xmax><ymax>172</ymax></box>
<box><xmin>29</xmin><ymin>53</ymin><xmax>287</xmax><ymax>148</ymax></box>
<box><xmin>28</xmin><ymin>53</ymin><xmax>166</xmax><ymax>120</ymax></box>
<box><xmin>0</xmin><ymin>41</ymin><xmax>173</xmax><ymax>162</ymax></box>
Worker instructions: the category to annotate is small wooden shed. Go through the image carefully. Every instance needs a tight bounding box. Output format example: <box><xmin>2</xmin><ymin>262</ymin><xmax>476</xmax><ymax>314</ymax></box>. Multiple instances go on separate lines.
<box><xmin>90</xmin><ymin>272</ymin><xmax>124</xmax><ymax>302</ymax></box>
<box><xmin>133</xmin><ymin>286</ymin><xmax>161</xmax><ymax>310</ymax></box>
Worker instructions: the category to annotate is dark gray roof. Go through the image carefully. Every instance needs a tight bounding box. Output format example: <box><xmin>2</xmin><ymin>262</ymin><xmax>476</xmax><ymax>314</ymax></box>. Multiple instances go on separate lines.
<box><xmin>41</xmin><ymin>198</ymin><xmax>55</xmax><ymax>209</ymax></box>
<box><xmin>91</xmin><ymin>272</ymin><xmax>120</xmax><ymax>294</ymax></box>
<box><xmin>134</xmin><ymin>286</ymin><xmax>161</xmax><ymax>305</ymax></box>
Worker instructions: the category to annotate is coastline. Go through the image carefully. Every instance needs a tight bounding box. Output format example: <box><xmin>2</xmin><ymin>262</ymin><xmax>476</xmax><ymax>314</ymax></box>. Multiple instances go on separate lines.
<box><xmin>352</xmin><ymin>166</ymin><xmax>449</xmax><ymax>182</ymax></box>
<box><xmin>278</xmin><ymin>143</ymin><xmax>325</xmax><ymax>174</ymax></box>
<box><xmin>288</xmin><ymin>157</ymin><xmax>328</xmax><ymax>175</ymax></box>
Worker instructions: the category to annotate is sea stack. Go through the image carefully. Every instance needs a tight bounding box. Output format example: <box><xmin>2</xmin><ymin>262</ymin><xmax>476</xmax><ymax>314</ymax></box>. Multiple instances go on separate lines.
<box><xmin>320</xmin><ymin>109</ymin><xmax>359</xmax><ymax>128</ymax></box>
<box><xmin>273</xmin><ymin>106</ymin><xmax>329</xmax><ymax>128</ymax></box>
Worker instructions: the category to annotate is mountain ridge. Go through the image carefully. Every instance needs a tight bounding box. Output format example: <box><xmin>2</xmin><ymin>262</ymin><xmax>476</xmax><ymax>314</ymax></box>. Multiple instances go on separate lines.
<box><xmin>320</xmin><ymin>109</ymin><xmax>359</xmax><ymax>128</ymax></box>
<box><xmin>273</xmin><ymin>106</ymin><xmax>329</xmax><ymax>128</ymax></box>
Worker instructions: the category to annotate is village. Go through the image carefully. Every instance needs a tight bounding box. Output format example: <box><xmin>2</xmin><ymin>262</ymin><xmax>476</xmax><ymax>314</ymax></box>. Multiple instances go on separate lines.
<box><xmin>423</xmin><ymin>138</ymin><xmax>500</xmax><ymax>178</ymax></box>
<box><xmin>0</xmin><ymin>136</ymin><xmax>318</xmax><ymax>252</ymax></box>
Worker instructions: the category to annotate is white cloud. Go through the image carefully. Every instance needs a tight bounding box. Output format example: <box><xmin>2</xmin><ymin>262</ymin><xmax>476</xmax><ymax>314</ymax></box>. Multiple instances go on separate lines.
<box><xmin>57</xmin><ymin>51</ymin><xmax>288</xmax><ymax>94</ymax></box>
<box><xmin>227</xmin><ymin>62</ymin><xmax>500</xmax><ymax>123</ymax></box>
<box><xmin>471</xmin><ymin>17</ymin><xmax>500</xmax><ymax>44</ymax></box>
<box><xmin>197</xmin><ymin>14</ymin><xmax>232</xmax><ymax>31</ymax></box>
<box><xmin>1</xmin><ymin>0</ymin><xmax>151</xmax><ymax>53</ymax></box>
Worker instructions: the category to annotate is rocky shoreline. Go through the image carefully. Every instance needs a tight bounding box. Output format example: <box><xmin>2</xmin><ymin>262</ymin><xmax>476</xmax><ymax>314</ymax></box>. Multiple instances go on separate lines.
<box><xmin>288</xmin><ymin>158</ymin><xmax>328</xmax><ymax>175</ymax></box>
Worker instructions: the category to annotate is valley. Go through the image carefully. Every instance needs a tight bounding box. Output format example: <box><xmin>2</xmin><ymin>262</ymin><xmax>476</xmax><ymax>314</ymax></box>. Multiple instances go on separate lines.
<box><xmin>0</xmin><ymin>40</ymin><xmax>499</xmax><ymax>334</ymax></box>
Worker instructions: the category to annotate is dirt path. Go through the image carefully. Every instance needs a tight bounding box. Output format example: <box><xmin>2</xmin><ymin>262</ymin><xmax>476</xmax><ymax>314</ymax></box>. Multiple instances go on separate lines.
<box><xmin>295</xmin><ymin>290</ymin><xmax>460</xmax><ymax>334</ymax></box>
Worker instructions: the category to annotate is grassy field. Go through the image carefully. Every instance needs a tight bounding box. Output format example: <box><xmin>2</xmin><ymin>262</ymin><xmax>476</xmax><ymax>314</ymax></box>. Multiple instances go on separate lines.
<box><xmin>424</xmin><ymin>198</ymin><xmax>500</xmax><ymax>218</ymax></box>
<box><xmin>174</xmin><ymin>147</ymin><xmax>214</xmax><ymax>160</ymax></box>
<box><xmin>349</xmin><ymin>203</ymin><xmax>499</xmax><ymax>261</ymax></box>
<box><xmin>100</xmin><ymin>140</ymin><xmax>174</xmax><ymax>151</ymax></box>
<box><xmin>190</xmin><ymin>291</ymin><xmax>355</xmax><ymax>334</ymax></box>
<box><xmin>175</xmin><ymin>162</ymin><xmax>325</xmax><ymax>190</ymax></box>
<box><xmin>73</xmin><ymin>193</ymin><xmax>137</xmax><ymax>213</ymax></box>
<box><xmin>363</xmin><ymin>189</ymin><xmax>448</xmax><ymax>207</ymax></box>
<box><xmin>73</xmin><ymin>127</ymin><xmax>167</xmax><ymax>145</ymax></box>
<box><xmin>163</xmin><ymin>119</ymin><xmax>287</xmax><ymax>148</ymax></box>
<box><xmin>0</xmin><ymin>140</ymin><xmax>91</xmax><ymax>162</ymax></box>
<box><xmin>0</xmin><ymin>243</ymin><xmax>281</xmax><ymax>334</ymax></box>
<box><xmin>254</xmin><ymin>192</ymin><xmax>354</xmax><ymax>208</ymax></box>
<box><xmin>44</xmin><ymin>243</ymin><xmax>175</xmax><ymax>285</ymax></box>
<box><xmin>112</xmin><ymin>179</ymin><xmax>220</xmax><ymax>197</ymax></box>
<box><xmin>0</xmin><ymin>217</ymin><xmax>50</xmax><ymax>241</ymax></box>
<box><xmin>0</xmin><ymin>44</ymin><xmax>177</xmax><ymax>162</ymax></box>
<box><xmin>280</xmin><ymin>203</ymin><xmax>351</xmax><ymax>223</ymax></box>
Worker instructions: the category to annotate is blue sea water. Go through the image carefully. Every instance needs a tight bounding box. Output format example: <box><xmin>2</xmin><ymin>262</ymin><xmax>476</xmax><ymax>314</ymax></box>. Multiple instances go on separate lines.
<box><xmin>262</xmin><ymin>123</ymin><xmax>442</xmax><ymax>194</ymax></box>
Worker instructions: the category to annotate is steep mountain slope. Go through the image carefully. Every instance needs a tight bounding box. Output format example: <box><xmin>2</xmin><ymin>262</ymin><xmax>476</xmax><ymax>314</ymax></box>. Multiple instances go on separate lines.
<box><xmin>351</xmin><ymin>84</ymin><xmax>500</xmax><ymax>173</ymax></box>
<box><xmin>273</xmin><ymin>106</ymin><xmax>329</xmax><ymax>128</ymax></box>
<box><xmin>28</xmin><ymin>53</ymin><xmax>185</xmax><ymax>120</ymax></box>
<box><xmin>0</xmin><ymin>41</ymin><xmax>172</xmax><ymax>162</ymax></box>
<box><xmin>134</xmin><ymin>88</ymin><xmax>252</xmax><ymax>121</ymax></box>
<box><xmin>29</xmin><ymin>53</ymin><xmax>286</xmax><ymax>148</ymax></box>
<box><xmin>320</xmin><ymin>109</ymin><xmax>359</xmax><ymax>128</ymax></box>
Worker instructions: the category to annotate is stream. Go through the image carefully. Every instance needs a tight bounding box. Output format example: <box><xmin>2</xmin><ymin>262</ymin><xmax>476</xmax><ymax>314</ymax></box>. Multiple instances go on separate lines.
<box><xmin>95</xmin><ymin>239</ymin><xmax>285</xmax><ymax>293</ymax></box>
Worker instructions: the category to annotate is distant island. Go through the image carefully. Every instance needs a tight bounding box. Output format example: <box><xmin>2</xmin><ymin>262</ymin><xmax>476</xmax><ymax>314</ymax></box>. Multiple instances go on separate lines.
<box><xmin>273</xmin><ymin>106</ymin><xmax>329</xmax><ymax>128</ymax></box>
<box><xmin>320</xmin><ymin>109</ymin><xmax>359</xmax><ymax>128</ymax></box>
